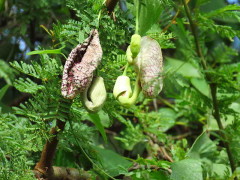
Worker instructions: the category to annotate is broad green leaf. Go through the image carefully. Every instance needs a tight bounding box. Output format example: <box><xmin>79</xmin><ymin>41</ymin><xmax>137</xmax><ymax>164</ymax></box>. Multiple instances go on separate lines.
<box><xmin>170</xmin><ymin>159</ymin><xmax>203</xmax><ymax>180</ymax></box>
<box><xmin>187</xmin><ymin>132</ymin><xmax>218</xmax><ymax>160</ymax></box>
<box><xmin>95</xmin><ymin>146</ymin><xmax>132</xmax><ymax>177</ymax></box>
<box><xmin>147</xmin><ymin>108</ymin><xmax>176</xmax><ymax>132</ymax></box>
<box><xmin>137</xmin><ymin>0</ymin><xmax>163</xmax><ymax>36</ymax></box>
<box><xmin>190</xmin><ymin>77</ymin><xmax>210</xmax><ymax>98</ymax></box>
<box><xmin>166</xmin><ymin>58</ymin><xmax>201</xmax><ymax>78</ymax></box>
<box><xmin>0</xmin><ymin>84</ymin><xmax>9</xmax><ymax>101</ymax></box>
<box><xmin>88</xmin><ymin>113</ymin><xmax>107</xmax><ymax>143</ymax></box>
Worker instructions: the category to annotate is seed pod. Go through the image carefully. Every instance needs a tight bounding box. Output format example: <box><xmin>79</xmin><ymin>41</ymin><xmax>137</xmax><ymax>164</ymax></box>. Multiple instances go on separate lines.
<box><xmin>135</xmin><ymin>36</ymin><xmax>163</xmax><ymax>98</ymax></box>
<box><xmin>130</xmin><ymin>34</ymin><xmax>141</xmax><ymax>58</ymax></box>
<box><xmin>61</xmin><ymin>29</ymin><xmax>102</xmax><ymax>99</ymax></box>
<box><xmin>83</xmin><ymin>77</ymin><xmax>107</xmax><ymax>112</ymax></box>
<box><xmin>113</xmin><ymin>75</ymin><xmax>132</xmax><ymax>100</ymax></box>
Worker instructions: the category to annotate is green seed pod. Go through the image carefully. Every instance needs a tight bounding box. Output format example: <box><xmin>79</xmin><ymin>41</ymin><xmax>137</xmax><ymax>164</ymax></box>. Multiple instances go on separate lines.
<box><xmin>83</xmin><ymin>77</ymin><xmax>107</xmax><ymax>112</ymax></box>
<box><xmin>135</xmin><ymin>36</ymin><xmax>163</xmax><ymax>98</ymax></box>
<box><xmin>113</xmin><ymin>75</ymin><xmax>132</xmax><ymax>100</ymax></box>
<box><xmin>130</xmin><ymin>34</ymin><xmax>141</xmax><ymax>58</ymax></box>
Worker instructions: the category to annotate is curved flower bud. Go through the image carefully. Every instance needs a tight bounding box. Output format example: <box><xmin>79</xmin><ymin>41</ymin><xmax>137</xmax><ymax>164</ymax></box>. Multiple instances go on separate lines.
<box><xmin>113</xmin><ymin>75</ymin><xmax>141</xmax><ymax>107</ymax></box>
<box><xmin>113</xmin><ymin>75</ymin><xmax>132</xmax><ymax>100</ymax></box>
<box><xmin>126</xmin><ymin>46</ymin><xmax>133</xmax><ymax>64</ymax></box>
<box><xmin>135</xmin><ymin>36</ymin><xmax>163</xmax><ymax>98</ymax></box>
<box><xmin>61</xmin><ymin>29</ymin><xmax>102</xmax><ymax>99</ymax></box>
<box><xmin>83</xmin><ymin>77</ymin><xmax>107</xmax><ymax>112</ymax></box>
<box><xmin>130</xmin><ymin>34</ymin><xmax>141</xmax><ymax>58</ymax></box>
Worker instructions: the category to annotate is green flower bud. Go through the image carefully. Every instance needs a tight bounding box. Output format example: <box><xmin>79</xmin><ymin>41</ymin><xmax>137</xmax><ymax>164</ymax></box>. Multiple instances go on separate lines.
<box><xmin>113</xmin><ymin>75</ymin><xmax>141</xmax><ymax>107</ymax></box>
<box><xmin>126</xmin><ymin>46</ymin><xmax>133</xmax><ymax>64</ymax></box>
<box><xmin>83</xmin><ymin>77</ymin><xmax>107</xmax><ymax>112</ymax></box>
<box><xmin>113</xmin><ymin>75</ymin><xmax>132</xmax><ymax>100</ymax></box>
<box><xmin>130</xmin><ymin>34</ymin><xmax>141</xmax><ymax>58</ymax></box>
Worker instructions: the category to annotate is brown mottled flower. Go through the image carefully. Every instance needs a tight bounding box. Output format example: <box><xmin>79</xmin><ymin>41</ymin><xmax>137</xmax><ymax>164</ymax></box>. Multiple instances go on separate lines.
<box><xmin>61</xmin><ymin>29</ymin><xmax>102</xmax><ymax>99</ymax></box>
<box><xmin>135</xmin><ymin>36</ymin><xmax>163</xmax><ymax>98</ymax></box>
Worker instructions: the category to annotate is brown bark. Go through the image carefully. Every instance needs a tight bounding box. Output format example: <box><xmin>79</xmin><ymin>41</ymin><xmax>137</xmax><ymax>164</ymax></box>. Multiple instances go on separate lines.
<box><xmin>106</xmin><ymin>0</ymin><xmax>120</xmax><ymax>13</ymax></box>
<box><xmin>34</xmin><ymin>120</ymin><xmax>66</xmax><ymax>179</ymax></box>
<box><xmin>34</xmin><ymin>166</ymin><xmax>90</xmax><ymax>180</ymax></box>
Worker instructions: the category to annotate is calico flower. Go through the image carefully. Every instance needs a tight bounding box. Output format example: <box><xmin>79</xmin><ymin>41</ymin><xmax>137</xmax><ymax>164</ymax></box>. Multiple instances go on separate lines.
<box><xmin>61</xmin><ymin>29</ymin><xmax>102</xmax><ymax>99</ymax></box>
<box><xmin>135</xmin><ymin>36</ymin><xmax>163</xmax><ymax>98</ymax></box>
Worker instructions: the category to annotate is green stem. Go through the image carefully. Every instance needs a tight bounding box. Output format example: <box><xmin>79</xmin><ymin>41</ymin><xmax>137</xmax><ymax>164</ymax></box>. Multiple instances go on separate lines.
<box><xmin>123</xmin><ymin>63</ymin><xmax>129</xmax><ymax>76</ymax></box>
<box><xmin>135</xmin><ymin>0</ymin><xmax>140</xmax><ymax>34</ymax></box>
<box><xmin>181</xmin><ymin>0</ymin><xmax>207</xmax><ymax>70</ymax></box>
<box><xmin>210</xmin><ymin>83</ymin><xmax>237</xmax><ymax>173</ymax></box>
<box><xmin>181</xmin><ymin>0</ymin><xmax>237</xmax><ymax>175</ymax></box>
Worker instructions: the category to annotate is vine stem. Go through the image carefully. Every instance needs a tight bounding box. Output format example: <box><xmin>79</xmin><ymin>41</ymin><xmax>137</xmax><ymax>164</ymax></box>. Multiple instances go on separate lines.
<box><xmin>135</xmin><ymin>0</ymin><xmax>140</xmax><ymax>34</ymax></box>
<box><xmin>181</xmin><ymin>0</ymin><xmax>237</xmax><ymax>175</ymax></box>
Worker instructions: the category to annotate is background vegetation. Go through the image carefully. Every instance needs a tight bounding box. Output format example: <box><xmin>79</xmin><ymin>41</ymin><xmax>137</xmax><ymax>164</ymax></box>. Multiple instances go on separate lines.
<box><xmin>0</xmin><ymin>0</ymin><xmax>240</xmax><ymax>179</ymax></box>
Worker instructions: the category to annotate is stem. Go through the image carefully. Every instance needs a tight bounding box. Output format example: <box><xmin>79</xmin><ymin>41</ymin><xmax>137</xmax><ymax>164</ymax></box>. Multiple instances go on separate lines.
<box><xmin>181</xmin><ymin>0</ymin><xmax>207</xmax><ymax>70</ymax></box>
<box><xmin>123</xmin><ymin>63</ymin><xmax>129</xmax><ymax>76</ymax></box>
<box><xmin>135</xmin><ymin>0</ymin><xmax>139</xmax><ymax>34</ymax></box>
<box><xmin>34</xmin><ymin>120</ymin><xmax>66</xmax><ymax>178</ymax></box>
<box><xmin>181</xmin><ymin>0</ymin><xmax>237</xmax><ymax>175</ymax></box>
<box><xmin>34</xmin><ymin>99</ymin><xmax>72</xmax><ymax>179</ymax></box>
<box><xmin>210</xmin><ymin>84</ymin><xmax>237</xmax><ymax>173</ymax></box>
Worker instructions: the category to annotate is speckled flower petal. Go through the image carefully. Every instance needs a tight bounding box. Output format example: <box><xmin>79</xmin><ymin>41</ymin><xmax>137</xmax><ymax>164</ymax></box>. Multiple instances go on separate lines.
<box><xmin>61</xmin><ymin>29</ymin><xmax>102</xmax><ymax>99</ymax></box>
<box><xmin>135</xmin><ymin>36</ymin><xmax>163</xmax><ymax>98</ymax></box>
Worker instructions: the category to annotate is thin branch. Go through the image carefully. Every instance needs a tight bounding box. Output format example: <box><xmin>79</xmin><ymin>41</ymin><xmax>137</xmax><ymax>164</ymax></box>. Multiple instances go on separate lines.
<box><xmin>34</xmin><ymin>120</ymin><xmax>66</xmax><ymax>178</ymax></box>
<box><xmin>181</xmin><ymin>0</ymin><xmax>207</xmax><ymax>70</ymax></box>
<box><xmin>210</xmin><ymin>83</ymin><xmax>237</xmax><ymax>173</ymax></box>
<box><xmin>181</xmin><ymin>0</ymin><xmax>237</xmax><ymax>175</ymax></box>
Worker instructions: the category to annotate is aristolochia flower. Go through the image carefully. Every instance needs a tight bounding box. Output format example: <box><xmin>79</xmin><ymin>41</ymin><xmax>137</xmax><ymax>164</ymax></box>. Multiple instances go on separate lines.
<box><xmin>61</xmin><ymin>29</ymin><xmax>102</xmax><ymax>99</ymax></box>
<box><xmin>135</xmin><ymin>36</ymin><xmax>163</xmax><ymax>98</ymax></box>
<box><xmin>82</xmin><ymin>76</ymin><xmax>107</xmax><ymax>112</ymax></box>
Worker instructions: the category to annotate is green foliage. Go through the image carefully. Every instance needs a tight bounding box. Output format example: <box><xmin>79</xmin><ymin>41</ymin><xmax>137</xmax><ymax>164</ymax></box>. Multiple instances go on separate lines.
<box><xmin>1</xmin><ymin>0</ymin><xmax>240</xmax><ymax>179</ymax></box>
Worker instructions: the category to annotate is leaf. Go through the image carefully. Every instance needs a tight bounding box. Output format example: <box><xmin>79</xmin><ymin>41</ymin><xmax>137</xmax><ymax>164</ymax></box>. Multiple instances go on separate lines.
<box><xmin>95</xmin><ymin>146</ymin><xmax>132</xmax><ymax>177</ymax></box>
<box><xmin>27</xmin><ymin>47</ymin><xmax>64</xmax><ymax>55</ymax></box>
<box><xmin>204</xmin><ymin>5</ymin><xmax>240</xmax><ymax>18</ymax></box>
<box><xmin>88</xmin><ymin>113</ymin><xmax>107</xmax><ymax>143</ymax></box>
<box><xmin>14</xmin><ymin>78</ymin><xmax>45</xmax><ymax>94</ymax></box>
<box><xmin>166</xmin><ymin>58</ymin><xmax>201</xmax><ymax>78</ymax></box>
<box><xmin>147</xmin><ymin>108</ymin><xmax>176</xmax><ymax>132</ymax></box>
<box><xmin>190</xmin><ymin>77</ymin><xmax>210</xmax><ymax>98</ymax></box>
<box><xmin>0</xmin><ymin>84</ymin><xmax>9</xmax><ymax>101</ymax></box>
<box><xmin>187</xmin><ymin>132</ymin><xmax>218</xmax><ymax>160</ymax></box>
<box><xmin>170</xmin><ymin>159</ymin><xmax>203</xmax><ymax>180</ymax></box>
<box><xmin>137</xmin><ymin>0</ymin><xmax>163</xmax><ymax>36</ymax></box>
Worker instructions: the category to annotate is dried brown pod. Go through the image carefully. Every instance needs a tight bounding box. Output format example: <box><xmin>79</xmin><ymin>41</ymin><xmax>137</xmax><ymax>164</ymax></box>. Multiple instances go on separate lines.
<box><xmin>61</xmin><ymin>29</ymin><xmax>103</xmax><ymax>99</ymax></box>
<box><xmin>135</xmin><ymin>36</ymin><xmax>163</xmax><ymax>98</ymax></box>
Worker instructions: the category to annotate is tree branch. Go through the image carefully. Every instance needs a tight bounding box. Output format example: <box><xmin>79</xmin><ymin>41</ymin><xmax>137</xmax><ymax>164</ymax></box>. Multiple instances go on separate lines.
<box><xmin>34</xmin><ymin>120</ymin><xmax>66</xmax><ymax>179</ymax></box>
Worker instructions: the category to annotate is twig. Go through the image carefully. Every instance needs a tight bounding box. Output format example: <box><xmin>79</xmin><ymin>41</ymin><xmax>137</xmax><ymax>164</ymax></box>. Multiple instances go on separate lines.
<box><xmin>210</xmin><ymin>83</ymin><xmax>237</xmax><ymax>173</ymax></box>
<box><xmin>162</xmin><ymin>9</ymin><xmax>180</xmax><ymax>32</ymax></box>
<box><xmin>181</xmin><ymin>0</ymin><xmax>237</xmax><ymax>175</ymax></box>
